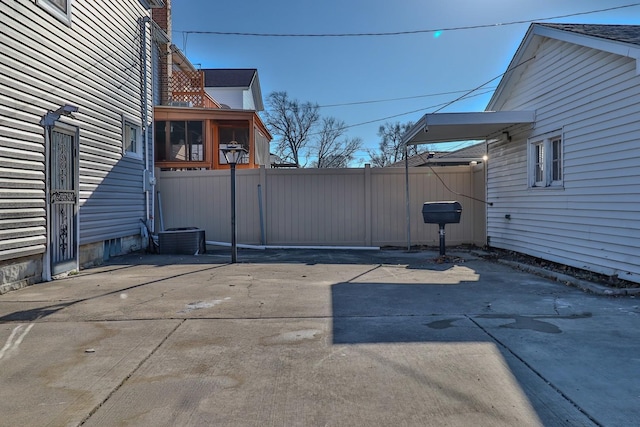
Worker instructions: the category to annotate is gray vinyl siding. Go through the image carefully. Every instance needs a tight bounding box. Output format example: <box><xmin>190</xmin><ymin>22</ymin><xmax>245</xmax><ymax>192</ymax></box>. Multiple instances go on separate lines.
<box><xmin>488</xmin><ymin>37</ymin><xmax>640</xmax><ymax>283</ymax></box>
<box><xmin>0</xmin><ymin>0</ymin><xmax>152</xmax><ymax>259</ymax></box>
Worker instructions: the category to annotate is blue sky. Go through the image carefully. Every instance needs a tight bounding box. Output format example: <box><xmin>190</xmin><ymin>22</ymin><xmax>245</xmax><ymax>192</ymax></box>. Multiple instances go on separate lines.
<box><xmin>171</xmin><ymin>1</ymin><xmax>639</xmax><ymax>165</ymax></box>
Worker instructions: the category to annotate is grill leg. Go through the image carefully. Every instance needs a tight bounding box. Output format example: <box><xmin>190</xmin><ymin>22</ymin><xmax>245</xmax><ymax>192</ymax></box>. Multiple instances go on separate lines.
<box><xmin>439</xmin><ymin>224</ymin><xmax>446</xmax><ymax>256</ymax></box>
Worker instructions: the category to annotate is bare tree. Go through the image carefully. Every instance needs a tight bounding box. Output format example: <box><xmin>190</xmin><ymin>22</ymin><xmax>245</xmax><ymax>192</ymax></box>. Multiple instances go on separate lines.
<box><xmin>263</xmin><ymin>91</ymin><xmax>320</xmax><ymax>166</ymax></box>
<box><xmin>311</xmin><ymin>117</ymin><xmax>362</xmax><ymax>168</ymax></box>
<box><xmin>367</xmin><ymin>121</ymin><xmax>416</xmax><ymax>167</ymax></box>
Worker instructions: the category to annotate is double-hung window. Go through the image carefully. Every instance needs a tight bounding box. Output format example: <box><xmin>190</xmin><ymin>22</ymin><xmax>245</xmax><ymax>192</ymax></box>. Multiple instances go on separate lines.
<box><xmin>37</xmin><ymin>0</ymin><xmax>72</xmax><ymax>25</ymax></box>
<box><xmin>529</xmin><ymin>132</ymin><xmax>563</xmax><ymax>188</ymax></box>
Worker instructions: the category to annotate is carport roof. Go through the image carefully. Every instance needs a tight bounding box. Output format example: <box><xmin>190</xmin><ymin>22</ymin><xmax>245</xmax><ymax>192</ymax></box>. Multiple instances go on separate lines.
<box><xmin>403</xmin><ymin>111</ymin><xmax>535</xmax><ymax>145</ymax></box>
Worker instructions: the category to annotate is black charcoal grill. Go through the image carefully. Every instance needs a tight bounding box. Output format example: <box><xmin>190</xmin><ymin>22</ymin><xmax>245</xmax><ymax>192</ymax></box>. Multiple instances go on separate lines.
<box><xmin>421</xmin><ymin>201</ymin><xmax>462</xmax><ymax>256</ymax></box>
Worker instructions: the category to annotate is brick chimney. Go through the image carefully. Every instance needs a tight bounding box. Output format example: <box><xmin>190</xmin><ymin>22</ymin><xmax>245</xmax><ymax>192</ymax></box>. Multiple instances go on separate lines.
<box><xmin>152</xmin><ymin>0</ymin><xmax>171</xmax><ymax>37</ymax></box>
<box><xmin>152</xmin><ymin>0</ymin><xmax>172</xmax><ymax>105</ymax></box>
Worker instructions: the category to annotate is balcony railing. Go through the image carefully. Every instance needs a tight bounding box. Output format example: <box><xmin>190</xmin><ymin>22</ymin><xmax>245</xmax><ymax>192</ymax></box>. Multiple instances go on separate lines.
<box><xmin>170</xmin><ymin>70</ymin><xmax>218</xmax><ymax>108</ymax></box>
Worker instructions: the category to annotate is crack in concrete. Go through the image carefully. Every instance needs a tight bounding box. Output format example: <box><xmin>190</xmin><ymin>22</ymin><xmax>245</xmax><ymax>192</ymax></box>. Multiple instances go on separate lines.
<box><xmin>78</xmin><ymin>319</ymin><xmax>186</xmax><ymax>426</ymax></box>
<box><xmin>468</xmin><ymin>315</ymin><xmax>603</xmax><ymax>427</ymax></box>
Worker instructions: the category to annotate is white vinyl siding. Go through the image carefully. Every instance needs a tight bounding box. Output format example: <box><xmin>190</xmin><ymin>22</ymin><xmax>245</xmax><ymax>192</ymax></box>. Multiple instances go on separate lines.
<box><xmin>0</xmin><ymin>0</ymin><xmax>153</xmax><ymax>260</ymax></box>
<box><xmin>488</xmin><ymin>37</ymin><xmax>640</xmax><ymax>283</ymax></box>
<box><xmin>242</xmin><ymin>89</ymin><xmax>257</xmax><ymax>111</ymax></box>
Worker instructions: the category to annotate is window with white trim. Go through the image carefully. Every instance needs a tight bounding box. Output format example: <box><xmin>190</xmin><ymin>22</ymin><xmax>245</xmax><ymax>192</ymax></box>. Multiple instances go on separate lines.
<box><xmin>123</xmin><ymin>118</ymin><xmax>143</xmax><ymax>159</ymax></box>
<box><xmin>37</xmin><ymin>0</ymin><xmax>72</xmax><ymax>25</ymax></box>
<box><xmin>529</xmin><ymin>132</ymin><xmax>563</xmax><ymax>188</ymax></box>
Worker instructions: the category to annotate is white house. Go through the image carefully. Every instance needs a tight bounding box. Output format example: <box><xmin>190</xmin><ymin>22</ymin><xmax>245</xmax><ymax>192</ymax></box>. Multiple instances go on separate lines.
<box><xmin>0</xmin><ymin>0</ymin><xmax>164</xmax><ymax>292</ymax></box>
<box><xmin>202</xmin><ymin>69</ymin><xmax>265</xmax><ymax>111</ymax></box>
<box><xmin>404</xmin><ymin>23</ymin><xmax>640</xmax><ymax>285</ymax></box>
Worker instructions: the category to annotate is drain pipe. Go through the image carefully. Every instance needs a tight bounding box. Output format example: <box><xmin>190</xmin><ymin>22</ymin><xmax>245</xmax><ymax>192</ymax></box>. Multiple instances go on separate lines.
<box><xmin>140</xmin><ymin>16</ymin><xmax>152</xmax><ymax>235</ymax></box>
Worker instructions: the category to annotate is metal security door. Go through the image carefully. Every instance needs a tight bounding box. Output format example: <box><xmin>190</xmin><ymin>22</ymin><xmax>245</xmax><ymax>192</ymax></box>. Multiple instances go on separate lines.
<box><xmin>49</xmin><ymin>128</ymin><xmax>79</xmax><ymax>275</ymax></box>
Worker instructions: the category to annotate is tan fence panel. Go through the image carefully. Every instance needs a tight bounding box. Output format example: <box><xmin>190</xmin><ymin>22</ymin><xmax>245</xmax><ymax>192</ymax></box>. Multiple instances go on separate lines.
<box><xmin>265</xmin><ymin>168</ymin><xmax>367</xmax><ymax>246</ymax></box>
<box><xmin>371</xmin><ymin>166</ymin><xmax>481</xmax><ymax>247</ymax></box>
<box><xmin>156</xmin><ymin>165</ymin><xmax>485</xmax><ymax>248</ymax></box>
<box><xmin>156</xmin><ymin>169</ymin><xmax>262</xmax><ymax>244</ymax></box>
<box><xmin>472</xmin><ymin>164</ymin><xmax>487</xmax><ymax>246</ymax></box>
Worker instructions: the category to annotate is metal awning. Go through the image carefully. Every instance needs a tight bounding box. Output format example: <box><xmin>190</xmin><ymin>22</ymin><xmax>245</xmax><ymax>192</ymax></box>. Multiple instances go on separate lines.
<box><xmin>403</xmin><ymin>111</ymin><xmax>536</xmax><ymax>145</ymax></box>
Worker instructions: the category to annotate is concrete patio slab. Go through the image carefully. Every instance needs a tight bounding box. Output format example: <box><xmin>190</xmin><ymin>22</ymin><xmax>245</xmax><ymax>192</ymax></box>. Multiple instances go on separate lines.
<box><xmin>0</xmin><ymin>249</ymin><xmax>638</xmax><ymax>426</ymax></box>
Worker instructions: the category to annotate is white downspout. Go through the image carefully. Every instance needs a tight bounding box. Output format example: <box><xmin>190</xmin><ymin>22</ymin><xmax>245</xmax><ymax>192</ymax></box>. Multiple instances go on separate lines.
<box><xmin>140</xmin><ymin>16</ymin><xmax>152</xmax><ymax>235</ymax></box>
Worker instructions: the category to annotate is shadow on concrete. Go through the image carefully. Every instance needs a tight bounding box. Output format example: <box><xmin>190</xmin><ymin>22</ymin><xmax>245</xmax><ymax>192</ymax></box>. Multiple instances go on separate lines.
<box><xmin>0</xmin><ymin>302</ymin><xmax>76</xmax><ymax>322</ymax></box>
<box><xmin>331</xmin><ymin>281</ymin><xmax>474</xmax><ymax>345</ymax></box>
<box><xmin>0</xmin><ymin>263</ymin><xmax>228</xmax><ymax>322</ymax></box>
<box><xmin>102</xmin><ymin>248</ymin><xmax>466</xmax><ymax>270</ymax></box>
<box><xmin>330</xmin><ymin>280</ymin><xmax>596</xmax><ymax>426</ymax></box>
<box><xmin>331</xmin><ymin>281</ymin><xmax>592</xmax><ymax>344</ymax></box>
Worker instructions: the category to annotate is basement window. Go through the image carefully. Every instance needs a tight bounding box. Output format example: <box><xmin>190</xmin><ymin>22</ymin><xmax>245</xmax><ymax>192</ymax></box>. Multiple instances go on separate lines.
<box><xmin>123</xmin><ymin>117</ymin><xmax>143</xmax><ymax>159</ymax></box>
<box><xmin>37</xmin><ymin>0</ymin><xmax>72</xmax><ymax>25</ymax></box>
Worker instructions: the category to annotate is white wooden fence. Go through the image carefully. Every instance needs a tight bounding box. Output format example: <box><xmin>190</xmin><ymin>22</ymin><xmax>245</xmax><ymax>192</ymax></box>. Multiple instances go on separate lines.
<box><xmin>155</xmin><ymin>164</ymin><xmax>486</xmax><ymax>248</ymax></box>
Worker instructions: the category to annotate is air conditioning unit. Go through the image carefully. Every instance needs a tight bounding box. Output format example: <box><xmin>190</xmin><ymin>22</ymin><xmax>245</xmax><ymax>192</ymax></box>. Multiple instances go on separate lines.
<box><xmin>167</xmin><ymin>101</ymin><xmax>193</xmax><ymax>107</ymax></box>
<box><xmin>158</xmin><ymin>227</ymin><xmax>205</xmax><ymax>255</ymax></box>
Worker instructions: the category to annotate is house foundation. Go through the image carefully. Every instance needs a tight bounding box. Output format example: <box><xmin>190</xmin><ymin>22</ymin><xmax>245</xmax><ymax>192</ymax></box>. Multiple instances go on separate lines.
<box><xmin>0</xmin><ymin>234</ymin><xmax>146</xmax><ymax>293</ymax></box>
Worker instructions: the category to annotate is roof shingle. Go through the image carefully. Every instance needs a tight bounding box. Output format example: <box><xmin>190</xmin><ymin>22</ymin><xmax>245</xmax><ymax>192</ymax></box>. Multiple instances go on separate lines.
<box><xmin>538</xmin><ymin>23</ymin><xmax>640</xmax><ymax>46</ymax></box>
<box><xmin>203</xmin><ymin>69</ymin><xmax>257</xmax><ymax>88</ymax></box>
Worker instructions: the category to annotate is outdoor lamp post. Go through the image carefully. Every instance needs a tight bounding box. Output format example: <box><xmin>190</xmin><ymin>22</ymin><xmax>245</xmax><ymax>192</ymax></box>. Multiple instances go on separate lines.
<box><xmin>220</xmin><ymin>143</ymin><xmax>248</xmax><ymax>263</ymax></box>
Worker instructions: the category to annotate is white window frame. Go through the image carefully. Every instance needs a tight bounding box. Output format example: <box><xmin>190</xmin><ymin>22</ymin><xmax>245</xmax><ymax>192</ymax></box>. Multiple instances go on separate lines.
<box><xmin>528</xmin><ymin>130</ymin><xmax>563</xmax><ymax>188</ymax></box>
<box><xmin>37</xmin><ymin>0</ymin><xmax>73</xmax><ymax>25</ymax></box>
<box><xmin>122</xmin><ymin>116</ymin><xmax>143</xmax><ymax>160</ymax></box>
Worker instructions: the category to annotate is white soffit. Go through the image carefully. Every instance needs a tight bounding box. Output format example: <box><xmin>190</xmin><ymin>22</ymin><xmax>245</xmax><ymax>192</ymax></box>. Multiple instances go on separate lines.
<box><xmin>404</xmin><ymin>111</ymin><xmax>536</xmax><ymax>145</ymax></box>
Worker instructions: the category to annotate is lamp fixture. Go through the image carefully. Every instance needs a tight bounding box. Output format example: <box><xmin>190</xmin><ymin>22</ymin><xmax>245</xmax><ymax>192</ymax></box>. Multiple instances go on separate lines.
<box><xmin>40</xmin><ymin>104</ymin><xmax>79</xmax><ymax>126</ymax></box>
<box><xmin>219</xmin><ymin>142</ymin><xmax>248</xmax><ymax>263</ymax></box>
<box><xmin>221</xmin><ymin>142</ymin><xmax>248</xmax><ymax>165</ymax></box>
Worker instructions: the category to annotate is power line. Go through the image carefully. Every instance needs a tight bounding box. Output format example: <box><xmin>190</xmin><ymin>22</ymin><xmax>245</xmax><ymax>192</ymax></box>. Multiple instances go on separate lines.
<box><xmin>285</xmin><ymin>55</ymin><xmax>534</xmax><ymax>142</ymax></box>
<box><xmin>291</xmin><ymin>89</ymin><xmax>496</xmax><ymax>140</ymax></box>
<box><xmin>318</xmin><ymin>87</ymin><xmax>497</xmax><ymax>108</ymax></box>
<box><xmin>339</xmin><ymin>89</ymin><xmax>495</xmax><ymax>131</ymax></box>
<box><xmin>432</xmin><ymin>56</ymin><xmax>535</xmax><ymax>114</ymax></box>
<box><xmin>176</xmin><ymin>3</ymin><xmax>640</xmax><ymax>38</ymax></box>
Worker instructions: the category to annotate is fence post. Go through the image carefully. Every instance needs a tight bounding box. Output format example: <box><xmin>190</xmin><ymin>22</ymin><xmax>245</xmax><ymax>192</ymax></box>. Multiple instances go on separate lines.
<box><xmin>364</xmin><ymin>164</ymin><xmax>372</xmax><ymax>246</ymax></box>
<box><xmin>259</xmin><ymin>165</ymin><xmax>268</xmax><ymax>245</ymax></box>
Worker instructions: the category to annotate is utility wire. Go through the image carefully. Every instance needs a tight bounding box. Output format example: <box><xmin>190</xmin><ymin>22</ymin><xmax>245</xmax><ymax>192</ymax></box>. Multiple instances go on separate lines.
<box><xmin>176</xmin><ymin>3</ymin><xmax>639</xmax><ymax>38</ymax></box>
<box><xmin>294</xmin><ymin>89</ymin><xmax>496</xmax><ymax>138</ymax></box>
<box><xmin>422</xmin><ymin>157</ymin><xmax>493</xmax><ymax>205</ymax></box>
<box><xmin>432</xmin><ymin>55</ymin><xmax>535</xmax><ymax>114</ymax></box>
<box><xmin>318</xmin><ymin>87</ymin><xmax>497</xmax><ymax>108</ymax></box>
<box><xmin>340</xmin><ymin>89</ymin><xmax>496</xmax><ymax>131</ymax></box>
<box><xmin>323</xmin><ymin>55</ymin><xmax>534</xmax><ymax>153</ymax></box>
